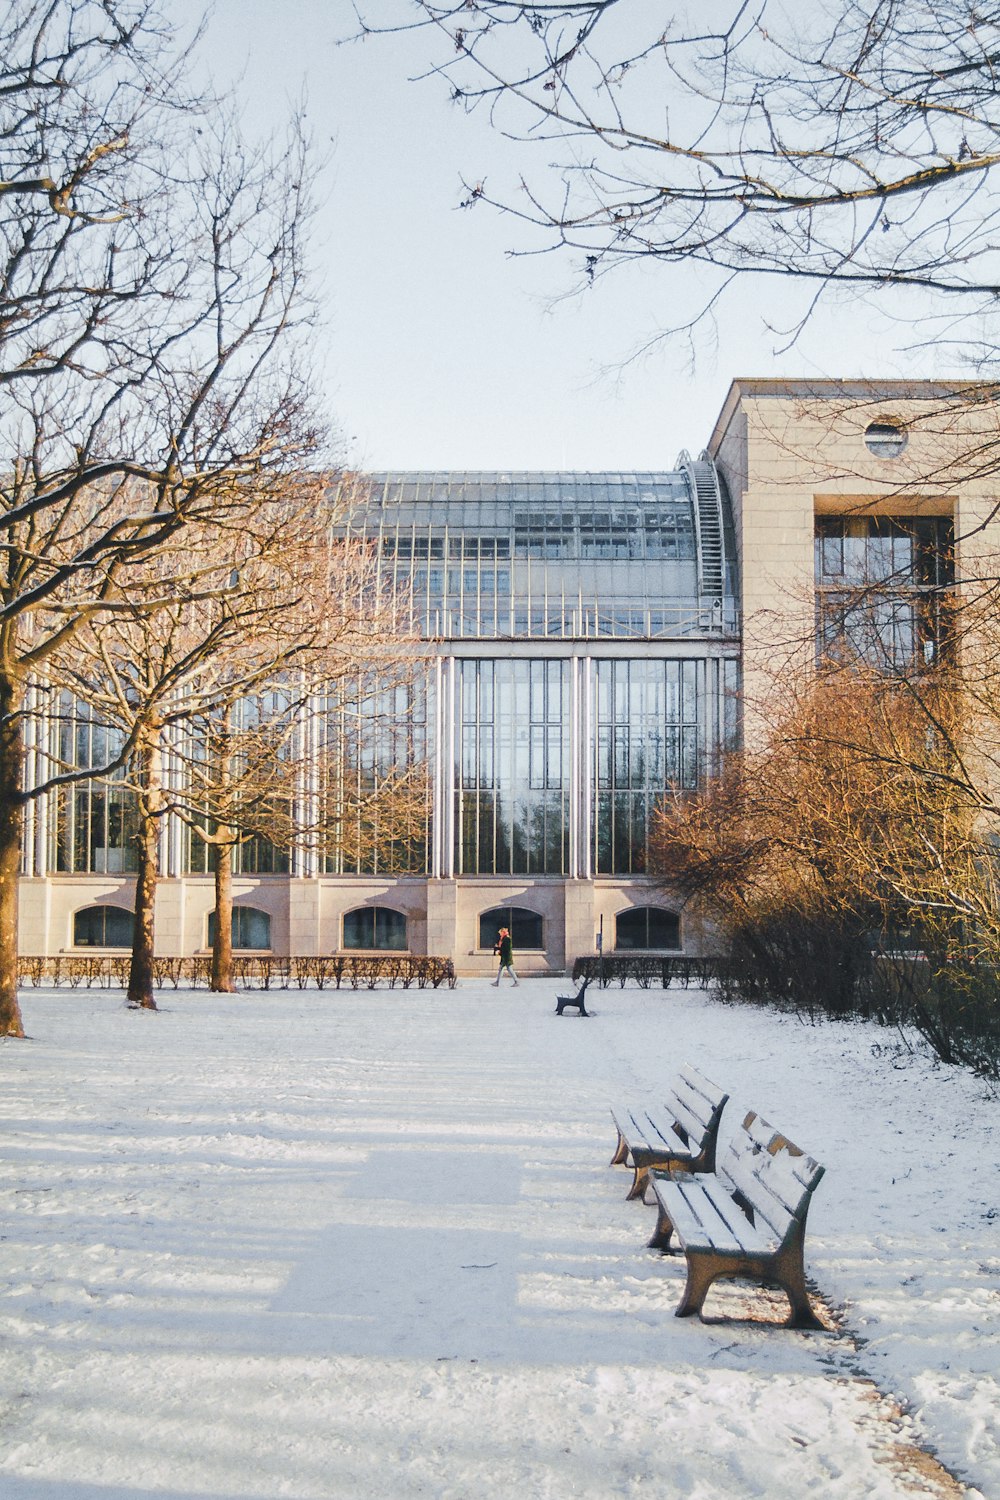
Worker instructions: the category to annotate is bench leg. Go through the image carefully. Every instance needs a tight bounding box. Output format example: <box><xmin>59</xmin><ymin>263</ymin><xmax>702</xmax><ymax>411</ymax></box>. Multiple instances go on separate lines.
<box><xmin>609</xmin><ymin>1127</ymin><xmax>629</xmax><ymax>1167</ymax></box>
<box><xmin>646</xmin><ymin>1197</ymin><xmax>676</xmax><ymax>1252</ymax></box>
<box><xmin>627</xmin><ymin>1163</ymin><xmax>651</xmax><ymax>1201</ymax></box>
<box><xmin>675</xmin><ymin>1252</ymin><xmax>722</xmax><ymax>1318</ymax></box>
<box><xmin>674</xmin><ymin>1248</ymin><xmax>826</xmax><ymax>1329</ymax></box>
<box><xmin>772</xmin><ymin>1246</ymin><xmax>826</xmax><ymax>1330</ymax></box>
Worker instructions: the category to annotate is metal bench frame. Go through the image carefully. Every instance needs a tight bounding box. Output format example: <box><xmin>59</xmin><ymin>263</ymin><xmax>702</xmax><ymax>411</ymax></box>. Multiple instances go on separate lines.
<box><xmin>610</xmin><ymin>1065</ymin><xmax>729</xmax><ymax>1201</ymax></box>
<box><xmin>647</xmin><ymin>1110</ymin><xmax>826</xmax><ymax>1329</ymax></box>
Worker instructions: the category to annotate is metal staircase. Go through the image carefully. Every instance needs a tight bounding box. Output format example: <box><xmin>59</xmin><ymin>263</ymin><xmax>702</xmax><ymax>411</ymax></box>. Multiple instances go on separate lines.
<box><xmin>678</xmin><ymin>450</ymin><xmax>727</xmax><ymax>614</ymax></box>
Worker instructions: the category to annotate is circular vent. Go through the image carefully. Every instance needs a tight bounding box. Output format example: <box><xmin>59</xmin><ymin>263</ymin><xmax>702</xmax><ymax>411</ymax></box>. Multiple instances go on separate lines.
<box><xmin>864</xmin><ymin>420</ymin><xmax>907</xmax><ymax>458</ymax></box>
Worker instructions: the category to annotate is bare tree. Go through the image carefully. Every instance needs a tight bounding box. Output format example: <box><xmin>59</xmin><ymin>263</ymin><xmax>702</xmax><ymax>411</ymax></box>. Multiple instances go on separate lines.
<box><xmin>651</xmin><ymin>647</ymin><xmax>1000</xmax><ymax>1071</ymax></box>
<box><xmin>358</xmin><ymin>1</ymin><xmax>1000</xmax><ymax>354</ymax></box>
<box><xmin>0</xmin><ymin>1</ymin><xmax>324</xmax><ymax>1035</ymax></box>
<box><xmin>54</xmin><ymin>501</ymin><xmax>405</xmax><ymax>1008</ymax></box>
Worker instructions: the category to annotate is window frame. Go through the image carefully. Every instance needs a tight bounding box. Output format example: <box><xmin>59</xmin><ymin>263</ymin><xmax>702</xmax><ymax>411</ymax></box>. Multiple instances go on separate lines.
<box><xmin>478</xmin><ymin>905</ymin><xmax>544</xmax><ymax>952</ymax></box>
<box><xmin>73</xmin><ymin>904</ymin><xmax>135</xmax><ymax>949</ymax></box>
<box><xmin>342</xmin><ymin>905</ymin><xmax>408</xmax><ymax>952</ymax></box>
<box><xmin>206</xmin><ymin>905</ymin><xmax>272</xmax><ymax>951</ymax></box>
<box><xmin>614</xmin><ymin>906</ymin><xmax>681</xmax><ymax>952</ymax></box>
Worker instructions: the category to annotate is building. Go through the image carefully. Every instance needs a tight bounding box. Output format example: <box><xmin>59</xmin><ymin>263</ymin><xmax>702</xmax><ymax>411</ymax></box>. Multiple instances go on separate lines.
<box><xmin>18</xmin><ymin>380</ymin><xmax>1000</xmax><ymax>972</ymax></box>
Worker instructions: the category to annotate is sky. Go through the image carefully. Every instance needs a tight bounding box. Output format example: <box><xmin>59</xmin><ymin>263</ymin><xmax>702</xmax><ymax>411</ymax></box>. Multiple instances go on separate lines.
<box><xmin>177</xmin><ymin>1</ymin><xmax>970</xmax><ymax>472</ymax></box>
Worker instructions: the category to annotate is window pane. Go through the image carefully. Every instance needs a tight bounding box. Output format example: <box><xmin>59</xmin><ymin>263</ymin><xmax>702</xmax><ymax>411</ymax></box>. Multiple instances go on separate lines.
<box><xmin>343</xmin><ymin>906</ymin><xmax>407</xmax><ymax>951</ymax></box>
<box><xmin>74</xmin><ymin>905</ymin><xmax>134</xmax><ymax>948</ymax></box>
<box><xmin>478</xmin><ymin>905</ymin><xmax>543</xmax><ymax>950</ymax></box>
<box><xmin>343</xmin><ymin>909</ymin><xmax>375</xmax><ymax>948</ymax></box>
<box><xmin>615</xmin><ymin>907</ymin><xmax>680</xmax><ymax>950</ymax></box>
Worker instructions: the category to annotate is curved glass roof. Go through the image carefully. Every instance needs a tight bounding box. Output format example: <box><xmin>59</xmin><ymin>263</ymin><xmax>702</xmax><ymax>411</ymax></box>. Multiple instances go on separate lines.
<box><xmin>331</xmin><ymin>470</ymin><xmax>737</xmax><ymax>643</ymax></box>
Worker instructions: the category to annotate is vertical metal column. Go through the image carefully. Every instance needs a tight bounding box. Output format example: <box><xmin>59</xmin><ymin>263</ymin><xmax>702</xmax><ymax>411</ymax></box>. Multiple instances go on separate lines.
<box><xmin>33</xmin><ymin>688</ymin><xmax>49</xmax><ymax>878</ymax></box>
<box><xmin>582</xmin><ymin>655</ymin><xmax>594</xmax><ymax>880</ymax></box>
<box><xmin>444</xmin><ymin>656</ymin><xmax>457</xmax><ymax>878</ymax></box>
<box><xmin>431</xmin><ymin>656</ymin><xmax>444</xmax><ymax>879</ymax></box>
<box><xmin>568</xmin><ymin>655</ymin><xmax>580</xmax><ymax>877</ymax></box>
<box><xmin>22</xmin><ymin>682</ymin><xmax>37</xmax><ymax>876</ymax></box>
<box><xmin>295</xmin><ymin>682</ymin><xmax>321</xmax><ymax>880</ymax></box>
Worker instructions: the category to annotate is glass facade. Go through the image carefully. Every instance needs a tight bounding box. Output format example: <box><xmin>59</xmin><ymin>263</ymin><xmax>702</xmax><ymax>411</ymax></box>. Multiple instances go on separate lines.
<box><xmin>594</xmin><ymin>659</ymin><xmax>702</xmax><ymax>875</ymax></box>
<box><xmin>48</xmin><ymin>698</ymin><xmax>139</xmax><ymax>875</ymax></box>
<box><xmin>458</xmin><ymin>659</ymin><xmax>568</xmax><ymax>875</ymax></box>
<box><xmin>320</xmin><ymin>677</ymin><xmax>431</xmax><ymax>876</ymax></box>
<box><xmin>30</xmin><ymin>467</ymin><xmax>740</xmax><ymax>907</ymax></box>
<box><xmin>330</xmin><ymin>468</ymin><xmax>740</xmax><ymax>880</ymax></box>
<box><xmin>336</xmin><ymin>470</ymin><xmax>738</xmax><ymax>641</ymax></box>
<box><xmin>815</xmin><ymin>516</ymin><xmax>954</xmax><ymax>667</ymax></box>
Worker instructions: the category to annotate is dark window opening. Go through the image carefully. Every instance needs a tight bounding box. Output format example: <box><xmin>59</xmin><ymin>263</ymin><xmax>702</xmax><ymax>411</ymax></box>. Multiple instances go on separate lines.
<box><xmin>73</xmin><ymin>905</ymin><xmax>135</xmax><ymax>948</ymax></box>
<box><xmin>343</xmin><ymin>906</ymin><xmax>408</xmax><ymax>951</ymax></box>
<box><xmin>479</xmin><ymin>905</ymin><xmax>544</xmax><ymax>951</ymax></box>
<box><xmin>615</xmin><ymin>907</ymin><xmax>681</xmax><ymax>951</ymax></box>
<box><xmin>207</xmin><ymin>906</ymin><xmax>271</xmax><ymax>950</ymax></box>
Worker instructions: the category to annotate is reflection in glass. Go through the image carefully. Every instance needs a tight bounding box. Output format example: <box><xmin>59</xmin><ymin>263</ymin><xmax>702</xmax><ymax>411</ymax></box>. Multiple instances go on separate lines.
<box><xmin>457</xmin><ymin>659</ymin><xmax>568</xmax><ymax>875</ymax></box>
<box><xmin>342</xmin><ymin>906</ymin><xmax>408</xmax><ymax>950</ymax></box>
<box><xmin>74</xmin><ymin>905</ymin><xmax>134</xmax><ymax>948</ymax></box>
<box><xmin>616</xmin><ymin>907</ymin><xmax>681</xmax><ymax>950</ymax></box>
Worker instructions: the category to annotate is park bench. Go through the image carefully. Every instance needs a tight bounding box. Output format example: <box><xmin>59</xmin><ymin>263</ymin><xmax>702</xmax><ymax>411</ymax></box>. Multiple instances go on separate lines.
<box><xmin>609</xmin><ymin>1065</ymin><xmax>729</xmax><ymax>1201</ymax></box>
<box><xmin>556</xmin><ymin>975</ymin><xmax>590</xmax><ymax>1015</ymax></box>
<box><xmin>646</xmin><ymin>1110</ymin><xmax>826</xmax><ymax>1328</ymax></box>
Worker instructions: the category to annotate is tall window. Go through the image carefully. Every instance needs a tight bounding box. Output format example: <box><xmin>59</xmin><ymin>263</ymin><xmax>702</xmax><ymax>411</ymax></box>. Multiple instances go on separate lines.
<box><xmin>207</xmin><ymin>907</ymin><xmax>271</xmax><ymax>950</ymax></box>
<box><xmin>594</xmin><ymin>660</ymin><xmax>702</xmax><ymax>875</ymax></box>
<box><xmin>615</xmin><ymin>907</ymin><xmax>681</xmax><ymax>951</ymax></box>
<box><xmin>479</xmin><ymin>906</ymin><xmax>544</xmax><ymax>951</ymax></box>
<box><xmin>321</xmin><ymin>677</ymin><xmax>431</xmax><ymax>876</ymax></box>
<box><xmin>74</xmin><ymin>905</ymin><xmax>134</xmax><ymax>948</ymax></box>
<box><xmin>48</xmin><ymin>697</ymin><xmax>139</xmax><ymax>874</ymax></box>
<box><xmin>457</xmin><ymin>659</ymin><xmax>568</xmax><ymax>875</ymax></box>
<box><xmin>342</xmin><ymin>906</ymin><xmax>408</xmax><ymax>951</ymax></box>
<box><xmin>815</xmin><ymin>516</ymin><xmax>954</xmax><ymax>667</ymax></box>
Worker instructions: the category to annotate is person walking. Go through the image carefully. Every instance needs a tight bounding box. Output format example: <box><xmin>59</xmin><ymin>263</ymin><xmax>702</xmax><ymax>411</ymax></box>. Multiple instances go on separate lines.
<box><xmin>491</xmin><ymin>926</ymin><xmax>519</xmax><ymax>986</ymax></box>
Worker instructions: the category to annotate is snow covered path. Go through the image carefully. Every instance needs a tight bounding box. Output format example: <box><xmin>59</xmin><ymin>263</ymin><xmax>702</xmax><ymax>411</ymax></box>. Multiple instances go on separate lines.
<box><xmin>0</xmin><ymin>982</ymin><xmax>996</xmax><ymax>1499</ymax></box>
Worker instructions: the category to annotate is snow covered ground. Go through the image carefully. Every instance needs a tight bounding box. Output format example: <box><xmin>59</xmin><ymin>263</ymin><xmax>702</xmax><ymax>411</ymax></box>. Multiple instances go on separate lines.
<box><xmin>1</xmin><ymin>979</ymin><xmax>997</xmax><ymax>1500</ymax></box>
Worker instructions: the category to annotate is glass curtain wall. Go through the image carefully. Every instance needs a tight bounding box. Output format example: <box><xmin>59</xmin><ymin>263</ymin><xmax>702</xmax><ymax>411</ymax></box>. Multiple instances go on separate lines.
<box><xmin>47</xmin><ymin>696</ymin><xmax>140</xmax><ymax>874</ymax></box>
<box><xmin>321</xmin><ymin>675</ymin><xmax>431</xmax><ymax>876</ymax></box>
<box><xmin>337</xmin><ymin>473</ymin><xmax>728</xmax><ymax>642</ymax></box>
<box><xmin>457</xmin><ymin>659</ymin><xmax>569</xmax><ymax>874</ymax></box>
<box><xmin>593</xmin><ymin>660</ymin><xmax>702</xmax><ymax>875</ymax></box>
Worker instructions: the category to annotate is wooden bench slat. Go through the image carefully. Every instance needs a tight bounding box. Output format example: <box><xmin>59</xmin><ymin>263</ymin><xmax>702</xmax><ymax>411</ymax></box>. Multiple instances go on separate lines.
<box><xmin>666</xmin><ymin>1093</ymin><xmax>712</xmax><ymax>1143</ymax></box>
<box><xmin>610</xmin><ymin>1106</ymin><xmax>685</xmax><ymax>1158</ymax></box>
<box><xmin>659</xmin><ymin>1176</ymin><xmax>774</xmax><ymax>1256</ymax></box>
<box><xmin>609</xmin><ymin>1067</ymin><xmax>729</xmax><ymax>1200</ymax></box>
<box><xmin>677</xmin><ymin>1064</ymin><xmax>727</xmax><ymax>1114</ymax></box>
<box><xmin>646</xmin><ymin>1111</ymin><xmax>826</xmax><ymax>1329</ymax></box>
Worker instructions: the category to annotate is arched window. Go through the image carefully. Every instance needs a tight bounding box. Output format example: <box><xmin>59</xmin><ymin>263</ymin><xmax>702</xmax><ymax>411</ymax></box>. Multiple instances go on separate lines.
<box><xmin>342</xmin><ymin>906</ymin><xmax>407</xmax><ymax>951</ymax></box>
<box><xmin>73</xmin><ymin>905</ymin><xmax>135</xmax><ymax>949</ymax></box>
<box><xmin>207</xmin><ymin>907</ymin><xmax>271</xmax><ymax>951</ymax></box>
<box><xmin>478</xmin><ymin>906</ymin><xmax>544</xmax><ymax>951</ymax></box>
<box><xmin>615</xmin><ymin>907</ymin><xmax>680</xmax><ymax>951</ymax></box>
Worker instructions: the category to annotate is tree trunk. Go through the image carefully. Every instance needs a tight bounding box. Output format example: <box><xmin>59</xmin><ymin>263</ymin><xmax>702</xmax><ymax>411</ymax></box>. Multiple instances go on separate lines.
<box><xmin>210</xmin><ymin>833</ymin><xmax>237</xmax><ymax>992</ymax></box>
<box><xmin>127</xmin><ymin>730</ymin><xmax>162</xmax><ymax>1011</ymax></box>
<box><xmin>0</xmin><ymin>670</ymin><xmax>25</xmax><ymax>1037</ymax></box>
